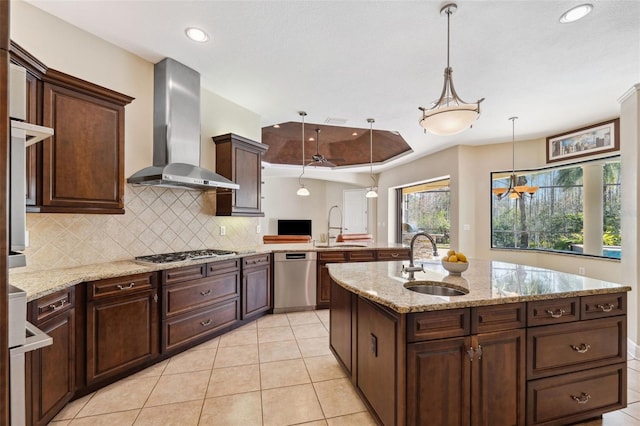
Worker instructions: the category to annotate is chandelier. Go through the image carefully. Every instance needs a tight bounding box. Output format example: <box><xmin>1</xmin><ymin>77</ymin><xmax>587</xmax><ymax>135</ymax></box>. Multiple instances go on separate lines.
<box><xmin>365</xmin><ymin>118</ymin><xmax>378</xmax><ymax>198</ymax></box>
<box><xmin>492</xmin><ymin>117</ymin><xmax>539</xmax><ymax>200</ymax></box>
<box><xmin>418</xmin><ymin>3</ymin><xmax>484</xmax><ymax>136</ymax></box>
<box><xmin>296</xmin><ymin>111</ymin><xmax>310</xmax><ymax>196</ymax></box>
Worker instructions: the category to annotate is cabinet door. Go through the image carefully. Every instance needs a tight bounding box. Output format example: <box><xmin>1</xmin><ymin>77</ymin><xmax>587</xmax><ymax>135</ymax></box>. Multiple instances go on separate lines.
<box><xmin>42</xmin><ymin>82</ymin><xmax>125</xmax><ymax>213</ymax></box>
<box><xmin>330</xmin><ymin>280</ymin><xmax>353</xmax><ymax>374</ymax></box>
<box><xmin>86</xmin><ymin>291</ymin><xmax>158</xmax><ymax>385</ymax></box>
<box><xmin>316</xmin><ymin>262</ymin><xmax>332</xmax><ymax>308</ymax></box>
<box><xmin>471</xmin><ymin>329</ymin><xmax>526</xmax><ymax>426</ymax></box>
<box><xmin>407</xmin><ymin>337</ymin><xmax>471</xmax><ymax>426</ymax></box>
<box><xmin>242</xmin><ymin>263</ymin><xmax>271</xmax><ymax>320</ymax></box>
<box><xmin>357</xmin><ymin>298</ymin><xmax>399</xmax><ymax>426</ymax></box>
<box><xmin>30</xmin><ymin>309</ymin><xmax>75</xmax><ymax>426</ymax></box>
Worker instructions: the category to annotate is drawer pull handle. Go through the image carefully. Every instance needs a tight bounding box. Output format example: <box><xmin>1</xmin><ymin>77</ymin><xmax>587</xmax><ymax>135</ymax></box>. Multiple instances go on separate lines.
<box><xmin>570</xmin><ymin>343</ymin><xmax>591</xmax><ymax>353</ymax></box>
<box><xmin>466</xmin><ymin>347</ymin><xmax>475</xmax><ymax>361</ymax></box>
<box><xmin>596</xmin><ymin>303</ymin><xmax>614</xmax><ymax>312</ymax></box>
<box><xmin>200</xmin><ymin>319</ymin><xmax>212</xmax><ymax>326</ymax></box>
<box><xmin>391</xmin><ymin>253</ymin><xmax>399</xmax><ymax>258</ymax></box>
<box><xmin>117</xmin><ymin>283</ymin><xmax>135</xmax><ymax>290</ymax></box>
<box><xmin>476</xmin><ymin>344</ymin><xmax>483</xmax><ymax>360</ymax></box>
<box><xmin>200</xmin><ymin>289</ymin><xmax>212</xmax><ymax>296</ymax></box>
<box><xmin>571</xmin><ymin>392</ymin><xmax>591</xmax><ymax>404</ymax></box>
<box><xmin>48</xmin><ymin>299</ymin><xmax>67</xmax><ymax>311</ymax></box>
<box><xmin>546</xmin><ymin>308</ymin><xmax>566</xmax><ymax>318</ymax></box>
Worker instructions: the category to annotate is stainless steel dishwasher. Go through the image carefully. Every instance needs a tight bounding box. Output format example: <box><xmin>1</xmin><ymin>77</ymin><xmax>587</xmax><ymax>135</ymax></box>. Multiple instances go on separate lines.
<box><xmin>274</xmin><ymin>252</ymin><xmax>317</xmax><ymax>313</ymax></box>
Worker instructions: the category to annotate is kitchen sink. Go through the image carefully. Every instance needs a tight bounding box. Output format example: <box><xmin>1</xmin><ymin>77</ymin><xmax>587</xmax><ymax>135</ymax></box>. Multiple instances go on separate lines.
<box><xmin>314</xmin><ymin>244</ymin><xmax>366</xmax><ymax>248</ymax></box>
<box><xmin>404</xmin><ymin>281</ymin><xmax>468</xmax><ymax>296</ymax></box>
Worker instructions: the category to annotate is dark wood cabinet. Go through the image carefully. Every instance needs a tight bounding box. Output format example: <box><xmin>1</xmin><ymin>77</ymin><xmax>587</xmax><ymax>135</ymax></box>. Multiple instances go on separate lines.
<box><xmin>213</xmin><ymin>133</ymin><xmax>268</xmax><ymax>217</ymax></box>
<box><xmin>27</xmin><ymin>288</ymin><xmax>76</xmax><ymax>426</ymax></box>
<box><xmin>329</xmin><ymin>280</ymin><xmax>354</xmax><ymax>375</ymax></box>
<box><xmin>86</xmin><ymin>273</ymin><xmax>159</xmax><ymax>386</ymax></box>
<box><xmin>241</xmin><ymin>253</ymin><xmax>272</xmax><ymax>320</ymax></box>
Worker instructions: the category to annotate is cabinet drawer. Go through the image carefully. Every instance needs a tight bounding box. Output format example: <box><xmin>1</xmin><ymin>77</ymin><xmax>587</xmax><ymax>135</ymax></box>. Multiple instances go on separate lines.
<box><xmin>163</xmin><ymin>272</ymin><xmax>240</xmax><ymax>318</ymax></box>
<box><xmin>318</xmin><ymin>251</ymin><xmax>347</xmax><ymax>262</ymax></box>
<box><xmin>242</xmin><ymin>254</ymin><xmax>270</xmax><ymax>269</ymax></box>
<box><xmin>527</xmin><ymin>297</ymin><xmax>579</xmax><ymax>326</ymax></box>
<box><xmin>527</xmin><ymin>316</ymin><xmax>626</xmax><ymax>379</ymax></box>
<box><xmin>407</xmin><ymin>308</ymin><xmax>470</xmax><ymax>342</ymax></box>
<box><xmin>164</xmin><ymin>264</ymin><xmax>207</xmax><ymax>284</ymax></box>
<box><xmin>162</xmin><ymin>298</ymin><xmax>240</xmax><ymax>353</ymax></box>
<box><xmin>208</xmin><ymin>258</ymin><xmax>240</xmax><ymax>276</ymax></box>
<box><xmin>376</xmin><ymin>249</ymin><xmax>410</xmax><ymax>261</ymax></box>
<box><xmin>88</xmin><ymin>273</ymin><xmax>155</xmax><ymax>301</ymax></box>
<box><xmin>348</xmin><ymin>250</ymin><xmax>376</xmax><ymax>262</ymax></box>
<box><xmin>32</xmin><ymin>287</ymin><xmax>75</xmax><ymax>322</ymax></box>
<box><xmin>471</xmin><ymin>303</ymin><xmax>526</xmax><ymax>334</ymax></box>
<box><xmin>527</xmin><ymin>363</ymin><xmax>626</xmax><ymax>425</ymax></box>
<box><xmin>581</xmin><ymin>293</ymin><xmax>626</xmax><ymax>320</ymax></box>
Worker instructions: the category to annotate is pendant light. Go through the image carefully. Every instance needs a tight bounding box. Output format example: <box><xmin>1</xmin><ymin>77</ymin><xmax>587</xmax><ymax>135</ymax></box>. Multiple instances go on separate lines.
<box><xmin>296</xmin><ymin>111</ymin><xmax>310</xmax><ymax>196</ymax></box>
<box><xmin>418</xmin><ymin>3</ymin><xmax>484</xmax><ymax>136</ymax></box>
<box><xmin>365</xmin><ymin>118</ymin><xmax>378</xmax><ymax>198</ymax></box>
<box><xmin>492</xmin><ymin>117</ymin><xmax>539</xmax><ymax>200</ymax></box>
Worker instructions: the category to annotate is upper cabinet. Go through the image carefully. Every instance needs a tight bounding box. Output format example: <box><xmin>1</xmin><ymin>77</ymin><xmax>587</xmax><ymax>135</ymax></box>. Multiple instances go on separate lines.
<box><xmin>213</xmin><ymin>133</ymin><xmax>268</xmax><ymax>217</ymax></box>
<box><xmin>10</xmin><ymin>42</ymin><xmax>134</xmax><ymax>214</ymax></box>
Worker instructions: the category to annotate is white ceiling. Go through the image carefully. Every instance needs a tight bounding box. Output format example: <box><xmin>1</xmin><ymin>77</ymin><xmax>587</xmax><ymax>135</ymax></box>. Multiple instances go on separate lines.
<box><xmin>26</xmin><ymin>0</ymin><xmax>640</xmax><ymax>173</ymax></box>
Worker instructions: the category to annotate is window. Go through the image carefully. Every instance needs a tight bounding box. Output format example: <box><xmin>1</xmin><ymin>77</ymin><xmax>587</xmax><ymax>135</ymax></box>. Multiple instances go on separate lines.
<box><xmin>491</xmin><ymin>157</ymin><xmax>621</xmax><ymax>259</ymax></box>
<box><xmin>399</xmin><ymin>178</ymin><xmax>451</xmax><ymax>254</ymax></box>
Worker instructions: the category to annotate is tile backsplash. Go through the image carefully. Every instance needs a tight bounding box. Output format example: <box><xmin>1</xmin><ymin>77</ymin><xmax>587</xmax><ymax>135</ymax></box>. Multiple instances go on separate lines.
<box><xmin>21</xmin><ymin>185</ymin><xmax>260</xmax><ymax>272</ymax></box>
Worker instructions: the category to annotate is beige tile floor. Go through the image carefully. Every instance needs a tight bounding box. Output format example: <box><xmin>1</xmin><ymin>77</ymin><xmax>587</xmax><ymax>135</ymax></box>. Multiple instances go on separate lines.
<box><xmin>48</xmin><ymin>310</ymin><xmax>640</xmax><ymax>426</ymax></box>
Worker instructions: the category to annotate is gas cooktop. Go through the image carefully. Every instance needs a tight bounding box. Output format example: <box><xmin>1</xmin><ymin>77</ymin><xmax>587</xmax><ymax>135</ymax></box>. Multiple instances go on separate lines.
<box><xmin>134</xmin><ymin>249</ymin><xmax>236</xmax><ymax>265</ymax></box>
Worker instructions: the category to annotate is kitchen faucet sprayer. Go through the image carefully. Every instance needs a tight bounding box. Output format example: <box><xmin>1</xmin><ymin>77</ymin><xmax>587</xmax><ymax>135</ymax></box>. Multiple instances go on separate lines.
<box><xmin>403</xmin><ymin>232</ymin><xmax>439</xmax><ymax>281</ymax></box>
<box><xmin>327</xmin><ymin>205</ymin><xmax>343</xmax><ymax>246</ymax></box>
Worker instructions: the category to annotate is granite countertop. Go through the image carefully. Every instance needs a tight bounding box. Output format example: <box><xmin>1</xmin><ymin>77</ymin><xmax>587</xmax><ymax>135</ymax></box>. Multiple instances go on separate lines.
<box><xmin>327</xmin><ymin>258</ymin><xmax>631</xmax><ymax>314</ymax></box>
<box><xmin>10</xmin><ymin>242</ymin><xmax>408</xmax><ymax>301</ymax></box>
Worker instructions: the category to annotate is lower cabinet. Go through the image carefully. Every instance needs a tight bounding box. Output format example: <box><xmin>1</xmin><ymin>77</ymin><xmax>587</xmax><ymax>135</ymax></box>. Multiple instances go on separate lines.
<box><xmin>86</xmin><ymin>273</ymin><xmax>159</xmax><ymax>386</ymax></box>
<box><xmin>27</xmin><ymin>288</ymin><xmax>76</xmax><ymax>426</ymax></box>
<box><xmin>241</xmin><ymin>253</ymin><xmax>272</xmax><ymax>320</ymax></box>
<box><xmin>329</xmin><ymin>280</ymin><xmax>354</xmax><ymax>374</ymax></box>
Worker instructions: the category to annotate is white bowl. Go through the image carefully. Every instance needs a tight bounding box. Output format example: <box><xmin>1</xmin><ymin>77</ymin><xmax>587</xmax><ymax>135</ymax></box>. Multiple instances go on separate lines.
<box><xmin>441</xmin><ymin>259</ymin><xmax>469</xmax><ymax>276</ymax></box>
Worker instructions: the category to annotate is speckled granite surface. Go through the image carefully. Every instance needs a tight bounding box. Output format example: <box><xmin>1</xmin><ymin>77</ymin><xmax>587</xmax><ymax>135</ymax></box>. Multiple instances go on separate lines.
<box><xmin>9</xmin><ymin>242</ymin><xmax>409</xmax><ymax>301</ymax></box>
<box><xmin>328</xmin><ymin>259</ymin><xmax>630</xmax><ymax>314</ymax></box>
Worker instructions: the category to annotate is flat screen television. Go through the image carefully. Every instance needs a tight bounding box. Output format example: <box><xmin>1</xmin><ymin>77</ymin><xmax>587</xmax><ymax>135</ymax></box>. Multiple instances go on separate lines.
<box><xmin>277</xmin><ymin>219</ymin><xmax>312</xmax><ymax>236</ymax></box>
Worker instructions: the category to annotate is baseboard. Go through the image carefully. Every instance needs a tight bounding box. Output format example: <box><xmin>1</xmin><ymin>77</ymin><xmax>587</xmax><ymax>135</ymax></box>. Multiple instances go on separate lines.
<box><xmin>628</xmin><ymin>337</ymin><xmax>640</xmax><ymax>359</ymax></box>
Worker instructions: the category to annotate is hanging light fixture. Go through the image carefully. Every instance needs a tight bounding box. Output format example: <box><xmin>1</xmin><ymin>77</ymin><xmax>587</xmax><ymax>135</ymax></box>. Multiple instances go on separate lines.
<box><xmin>365</xmin><ymin>118</ymin><xmax>378</xmax><ymax>198</ymax></box>
<box><xmin>296</xmin><ymin>111</ymin><xmax>310</xmax><ymax>196</ymax></box>
<box><xmin>418</xmin><ymin>3</ymin><xmax>484</xmax><ymax>136</ymax></box>
<box><xmin>492</xmin><ymin>117</ymin><xmax>539</xmax><ymax>200</ymax></box>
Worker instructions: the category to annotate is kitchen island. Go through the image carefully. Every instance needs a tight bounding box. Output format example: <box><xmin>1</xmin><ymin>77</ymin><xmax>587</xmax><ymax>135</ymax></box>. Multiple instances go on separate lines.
<box><xmin>327</xmin><ymin>259</ymin><xmax>630</xmax><ymax>426</ymax></box>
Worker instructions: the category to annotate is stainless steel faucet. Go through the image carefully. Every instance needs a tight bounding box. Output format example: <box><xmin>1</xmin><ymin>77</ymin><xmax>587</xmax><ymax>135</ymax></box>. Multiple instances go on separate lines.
<box><xmin>403</xmin><ymin>232</ymin><xmax>440</xmax><ymax>281</ymax></box>
<box><xmin>327</xmin><ymin>205</ymin><xmax>343</xmax><ymax>246</ymax></box>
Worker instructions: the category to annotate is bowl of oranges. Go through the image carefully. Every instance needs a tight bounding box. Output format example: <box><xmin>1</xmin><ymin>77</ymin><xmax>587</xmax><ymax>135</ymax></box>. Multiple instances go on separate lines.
<box><xmin>441</xmin><ymin>249</ymin><xmax>469</xmax><ymax>276</ymax></box>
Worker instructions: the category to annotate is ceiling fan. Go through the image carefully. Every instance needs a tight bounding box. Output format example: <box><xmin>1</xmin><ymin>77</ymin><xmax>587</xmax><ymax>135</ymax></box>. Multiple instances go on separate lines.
<box><xmin>306</xmin><ymin>128</ymin><xmax>342</xmax><ymax>167</ymax></box>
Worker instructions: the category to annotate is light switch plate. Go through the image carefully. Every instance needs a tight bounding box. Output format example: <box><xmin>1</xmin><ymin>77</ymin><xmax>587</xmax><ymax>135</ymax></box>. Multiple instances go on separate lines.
<box><xmin>220</xmin><ymin>225</ymin><xmax>226</xmax><ymax>236</ymax></box>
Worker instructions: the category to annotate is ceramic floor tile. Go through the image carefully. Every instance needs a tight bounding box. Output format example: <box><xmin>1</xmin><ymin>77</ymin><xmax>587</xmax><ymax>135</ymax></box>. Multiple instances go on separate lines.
<box><xmin>218</xmin><ymin>328</ymin><xmax>258</xmax><ymax>347</ymax></box>
<box><xmin>213</xmin><ymin>343</ymin><xmax>259</xmax><ymax>368</ymax></box>
<box><xmin>145</xmin><ymin>370</ymin><xmax>210</xmax><ymax>407</ymax></box>
<box><xmin>313</xmin><ymin>378</ymin><xmax>366</xmax><ymax>418</ymax></box>
<box><xmin>287</xmin><ymin>311</ymin><xmax>322</xmax><ymax>326</ymax></box>
<box><xmin>298</xmin><ymin>336</ymin><xmax>332</xmax><ymax>358</ymax></box>
<box><xmin>134</xmin><ymin>400</ymin><xmax>203</xmax><ymax>426</ymax></box>
<box><xmin>260</xmin><ymin>358</ymin><xmax>311</xmax><ymax>389</ymax></box>
<box><xmin>259</xmin><ymin>340</ymin><xmax>302</xmax><ymax>363</ymax></box>
<box><xmin>190</xmin><ymin>336</ymin><xmax>220</xmax><ymax>351</ymax></box>
<box><xmin>630</xmin><ymin>360</ymin><xmax>640</xmax><ymax>372</ymax></box>
<box><xmin>623</xmin><ymin>402</ymin><xmax>640</xmax><ymax>420</ymax></box>
<box><xmin>200</xmin><ymin>391</ymin><xmax>262</xmax><ymax>425</ymax></box>
<box><xmin>52</xmin><ymin>392</ymin><xmax>94</xmax><ymax>420</ymax></box>
<box><xmin>236</xmin><ymin>320</ymin><xmax>257</xmax><ymax>331</ymax></box>
<box><xmin>207</xmin><ymin>364</ymin><xmax>261</xmax><ymax>397</ymax></box>
<box><xmin>49</xmin><ymin>421</ymin><xmax>71</xmax><ymax>426</ymax></box>
<box><xmin>315</xmin><ymin>309</ymin><xmax>330</xmax><ymax>323</ymax></box>
<box><xmin>326</xmin><ymin>411</ymin><xmax>378</xmax><ymax>425</ymax></box>
<box><xmin>304</xmin><ymin>355</ymin><xmax>346</xmax><ymax>382</ymax></box>
<box><xmin>292</xmin><ymin>323</ymin><xmax>329</xmax><ymax>340</ymax></box>
<box><xmin>162</xmin><ymin>348</ymin><xmax>216</xmax><ymax>375</ymax></box>
<box><xmin>630</xmin><ymin>388</ymin><xmax>640</xmax><ymax>404</ymax></box>
<box><xmin>76</xmin><ymin>377</ymin><xmax>158</xmax><ymax>417</ymax></box>
<box><xmin>298</xmin><ymin>421</ymin><xmax>328</xmax><ymax>426</ymax></box>
<box><xmin>602</xmin><ymin>410</ymin><xmax>640</xmax><ymax>425</ymax></box>
<box><xmin>258</xmin><ymin>325</ymin><xmax>296</xmax><ymax>343</ymax></box>
<box><xmin>126</xmin><ymin>360</ymin><xmax>168</xmax><ymax>380</ymax></box>
<box><xmin>68</xmin><ymin>410</ymin><xmax>140</xmax><ymax>425</ymax></box>
<box><xmin>257</xmin><ymin>313</ymin><xmax>291</xmax><ymax>328</ymax></box>
<box><xmin>629</xmin><ymin>369</ymin><xmax>640</xmax><ymax>394</ymax></box>
<box><xmin>262</xmin><ymin>384</ymin><xmax>324</xmax><ymax>426</ymax></box>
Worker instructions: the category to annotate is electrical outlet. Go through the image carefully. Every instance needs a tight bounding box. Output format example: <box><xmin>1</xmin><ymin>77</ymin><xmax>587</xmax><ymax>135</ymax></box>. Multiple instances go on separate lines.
<box><xmin>463</xmin><ymin>224</ymin><xmax>471</xmax><ymax>231</ymax></box>
<box><xmin>220</xmin><ymin>225</ymin><xmax>226</xmax><ymax>236</ymax></box>
<box><xmin>256</xmin><ymin>224</ymin><xmax>261</xmax><ymax>234</ymax></box>
<box><xmin>578</xmin><ymin>267</ymin><xmax>585</xmax><ymax>275</ymax></box>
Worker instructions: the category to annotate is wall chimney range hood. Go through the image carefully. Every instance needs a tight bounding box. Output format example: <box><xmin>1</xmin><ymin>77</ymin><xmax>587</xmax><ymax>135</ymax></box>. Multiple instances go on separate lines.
<box><xmin>128</xmin><ymin>58</ymin><xmax>239</xmax><ymax>191</ymax></box>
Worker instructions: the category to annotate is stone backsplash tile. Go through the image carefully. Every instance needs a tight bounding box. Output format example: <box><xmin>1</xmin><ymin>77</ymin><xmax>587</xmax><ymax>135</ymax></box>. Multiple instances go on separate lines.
<box><xmin>21</xmin><ymin>185</ymin><xmax>260</xmax><ymax>272</ymax></box>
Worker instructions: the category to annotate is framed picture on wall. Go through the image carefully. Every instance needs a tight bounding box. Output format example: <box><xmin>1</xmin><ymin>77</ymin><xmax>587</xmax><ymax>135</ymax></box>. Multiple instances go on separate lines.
<box><xmin>546</xmin><ymin>118</ymin><xmax>620</xmax><ymax>163</ymax></box>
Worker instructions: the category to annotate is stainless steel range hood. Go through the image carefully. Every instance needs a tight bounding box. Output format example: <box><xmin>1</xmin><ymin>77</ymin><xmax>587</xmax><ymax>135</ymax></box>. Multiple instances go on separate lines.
<box><xmin>127</xmin><ymin>58</ymin><xmax>238</xmax><ymax>191</ymax></box>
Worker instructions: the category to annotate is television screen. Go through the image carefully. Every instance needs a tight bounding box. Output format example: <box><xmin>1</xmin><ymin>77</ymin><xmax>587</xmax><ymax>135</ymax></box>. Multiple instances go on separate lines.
<box><xmin>278</xmin><ymin>219</ymin><xmax>312</xmax><ymax>236</ymax></box>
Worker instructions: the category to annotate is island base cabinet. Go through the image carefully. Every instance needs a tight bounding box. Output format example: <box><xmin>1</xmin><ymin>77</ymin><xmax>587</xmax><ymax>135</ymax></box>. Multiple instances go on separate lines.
<box><xmin>330</xmin><ymin>280</ymin><xmax>354</xmax><ymax>374</ymax></box>
<box><xmin>527</xmin><ymin>363</ymin><xmax>626</xmax><ymax>425</ymax></box>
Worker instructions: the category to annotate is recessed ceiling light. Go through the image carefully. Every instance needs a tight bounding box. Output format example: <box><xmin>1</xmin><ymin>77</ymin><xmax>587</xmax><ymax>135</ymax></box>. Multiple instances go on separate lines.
<box><xmin>185</xmin><ymin>27</ymin><xmax>209</xmax><ymax>42</ymax></box>
<box><xmin>352</xmin><ymin>132</ymin><xmax>358</xmax><ymax>136</ymax></box>
<box><xmin>273</xmin><ymin>124</ymin><xmax>280</xmax><ymax>128</ymax></box>
<box><xmin>309</xmin><ymin>137</ymin><xmax>315</xmax><ymax>141</ymax></box>
<box><xmin>559</xmin><ymin>4</ymin><xmax>593</xmax><ymax>23</ymax></box>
